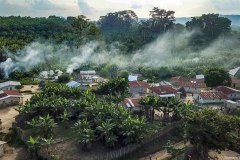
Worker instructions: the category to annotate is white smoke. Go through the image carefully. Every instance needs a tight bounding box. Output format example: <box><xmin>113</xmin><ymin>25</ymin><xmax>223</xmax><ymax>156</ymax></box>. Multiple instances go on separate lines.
<box><xmin>0</xmin><ymin>29</ymin><xmax>239</xmax><ymax>78</ymax></box>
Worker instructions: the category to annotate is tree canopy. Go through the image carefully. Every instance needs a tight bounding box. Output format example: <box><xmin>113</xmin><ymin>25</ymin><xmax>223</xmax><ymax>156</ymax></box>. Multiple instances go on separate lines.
<box><xmin>186</xmin><ymin>14</ymin><xmax>231</xmax><ymax>44</ymax></box>
<box><xmin>204</xmin><ymin>67</ymin><xmax>231</xmax><ymax>87</ymax></box>
<box><xmin>183</xmin><ymin>108</ymin><xmax>240</xmax><ymax>159</ymax></box>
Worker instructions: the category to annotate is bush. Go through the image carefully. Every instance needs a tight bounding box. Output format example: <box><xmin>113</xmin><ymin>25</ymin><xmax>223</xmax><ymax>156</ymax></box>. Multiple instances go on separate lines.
<box><xmin>20</xmin><ymin>78</ymin><xmax>39</xmax><ymax>85</ymax></box>
<box><xmin>57</xmin><ymin>74</ymin><xmax>70</xmax><ymax>83</ymax></box>
<box><xmin>15</xmin><ymin>85</ymin><xmax>24</xmax><ymax>90</ymax></box>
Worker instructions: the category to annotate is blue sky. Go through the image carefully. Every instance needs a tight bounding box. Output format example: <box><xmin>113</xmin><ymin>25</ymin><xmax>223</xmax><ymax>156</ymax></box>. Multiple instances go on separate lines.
<box><xmin>0</xmin><ymin>0</ymin><xmax>239</xmax><ymax>20</ymax></box>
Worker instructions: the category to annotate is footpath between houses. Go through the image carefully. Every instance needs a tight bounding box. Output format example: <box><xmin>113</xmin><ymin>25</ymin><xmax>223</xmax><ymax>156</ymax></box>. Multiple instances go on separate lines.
<box><xmin>13</xmin><ymin>121</ymin><xmax>182</xmax><ymax>160</ymax></box>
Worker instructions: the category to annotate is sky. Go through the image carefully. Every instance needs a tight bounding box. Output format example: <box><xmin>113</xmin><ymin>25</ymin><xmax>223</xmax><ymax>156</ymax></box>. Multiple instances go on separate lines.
<box><xmin>0</xmin><ymin>0</ymin><xmax>239</xmax><ymax>20</ymax></box>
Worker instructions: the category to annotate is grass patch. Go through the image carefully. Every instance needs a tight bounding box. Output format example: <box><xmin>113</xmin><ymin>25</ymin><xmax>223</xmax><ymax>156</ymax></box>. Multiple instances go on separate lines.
<box><xmin>53</xmin><ymin>122</ymin><xmax>75</xmax><ymax>139</ymax></box>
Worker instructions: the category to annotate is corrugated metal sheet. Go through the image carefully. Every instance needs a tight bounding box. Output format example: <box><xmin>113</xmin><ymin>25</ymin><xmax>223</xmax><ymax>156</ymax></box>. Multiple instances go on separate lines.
<box><xmin>66</xmin><ymin>81</ymin><xmax>80</xmax><ymax>88</ymax></box>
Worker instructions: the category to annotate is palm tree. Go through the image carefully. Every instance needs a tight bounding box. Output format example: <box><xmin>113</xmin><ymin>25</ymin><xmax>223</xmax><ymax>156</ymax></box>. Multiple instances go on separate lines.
<box><xmin>74</xmin><ymin>119</ymin><xmax>95</xmax><ymax>151</ymax></box>
<box><xmin>140</xmin><ymin>96</ymin><xmax>158</xmax><ymax>121</ymax></box>
<box><xmin>29</xmin><ymin>114</ymin><xmax>57</xmax><ymax>138</ymax></box>
<box><xmin>96</xmin><ymin>119</ymin><xmax>116</xmax><ymax>146</ymax></box>
<box><xmin>28</xmin><ymin>136</ymin><xmax>41</xmax><ymax>158</ymax></box>
<box><xmin>106</xmin><ymin>133</ymin><xmax>118</xmax><ymax>148</ymax></box>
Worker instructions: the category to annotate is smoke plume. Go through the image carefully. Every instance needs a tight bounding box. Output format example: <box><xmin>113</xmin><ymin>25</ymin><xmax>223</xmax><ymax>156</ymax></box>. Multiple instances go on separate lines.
<box><xmin>0</xmin><ymin>29</ymin><xmax>240</xmax><ymax>78</ymax></box>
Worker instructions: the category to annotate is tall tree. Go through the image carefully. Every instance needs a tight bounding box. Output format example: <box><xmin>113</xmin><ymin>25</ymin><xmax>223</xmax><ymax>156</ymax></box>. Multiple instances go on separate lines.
<box><xmin>149</xmin><ymin>7</ymin><xmax>175</xmax><ymax>33</ymax></box>
<box><xmin>98</xmin><ymin>10</ymin><xmax>138</xmax><ymax>31</ymax></box>
<box><xmin>186</xmin><ymin>14</ymin><xmax>231</xmax><ymax>44</ymax></box>
<box><xmin>183</xmin><ymin>108</ymin><xmax>240</xmax><ymax>159</ymax></box>
<box><xmin>204</xmin><ymin>67</ymin><xmax>231</xmax><ymax>87</ymax></box>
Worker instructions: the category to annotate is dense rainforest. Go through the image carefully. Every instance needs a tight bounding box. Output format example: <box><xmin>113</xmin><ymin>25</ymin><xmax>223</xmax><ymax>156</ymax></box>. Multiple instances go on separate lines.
<box><xmin>0</xmin><ymin>8</ymin><xmax>240</xmax><ymax>81</ymax></box>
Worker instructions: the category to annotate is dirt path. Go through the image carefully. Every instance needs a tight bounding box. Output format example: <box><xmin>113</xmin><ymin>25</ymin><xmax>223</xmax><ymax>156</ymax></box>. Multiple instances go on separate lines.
<box><xmin>139</xmin><ymin>141</ymin><xmax>188</xmax><ymax>160</ymax></box>
<box><xmin>0</xmin><ymin>85</ymin><xmax>38</xmax><ymax>133</ymax></box>
<box><xmin>209</xmin><ymin>150</ymin><xmax>240</xmax><ymax>160</ymax></box>
<box><xmin>0</xmin><ymin>85</ymin><xmax>39</xmax><ymax>160</ymax></box>
<box><xmin>0</xmin><ymin>106</ymin><xmax>19</xmax><ymax>133</ymax></box>
<box><xmin>139</xmin><ymin>141</ymin><xmax>240</xmax><ymax>160</ymax></box>
<box><xmin>1</xmin><ymin>145</ymin><xmax>31</xmax><ymax>160</ymax></box>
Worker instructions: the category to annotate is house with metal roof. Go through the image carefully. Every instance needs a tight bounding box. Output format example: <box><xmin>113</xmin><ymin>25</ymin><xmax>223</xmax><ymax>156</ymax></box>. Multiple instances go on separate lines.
<box><xmin>231</xmin><ymin>78</ymin><xmax>240</xmax><ymax>90</ymax></box>
<box><xmin>179</xmin><ymin>81</ymin><xmax>206</xmax><ymax>94</ymax></box>
<box><xmin>149</xmin><ymin>85</ymin><xmax>180</xmax><ymax>99</ymax></box>
<box><xmin>170</xmin><ymin>76</ymin><xmax>189</xmax><ymax>87</ymax></box>
<box><xmin>66</xmin><ymin>81</ymin><xmax>81</xmax><ymax>88</ymax></box>
<box><xmin>128</xmin><ymin>75</ymin><xmax>138</xmax><ymax>82</ymax></box>
<box><xmin>229</xmin><ymin>67</ymin><xmax>240</xmax><ymax>77</ymax></box>
<box><xmin>214</xmin><ymin>86</ymin><xmax>240</xmax><ymax>100</ymax></box>
<box><xmin>122</xmin><ymin>97</ymin><xmax>143</xmax><ymax>111</ymax></box>
<box><xmin>0</xmin><ymin>90</ymin><xmax>23</xmax><ymax>107</ymax></box>
<box><xmin>0</xmin><ymin>81</ymin><xmax>21</xmax><ymax>91</ymax></box>
<box><xmin>193</xmin><ymin>91</ymin><xmax>227</xmax><ymax>104</ymax></box>
<box><xmin>129</xmin><ymin>81</ymin><xmax>150</xmax><ymax>97</ymax></box>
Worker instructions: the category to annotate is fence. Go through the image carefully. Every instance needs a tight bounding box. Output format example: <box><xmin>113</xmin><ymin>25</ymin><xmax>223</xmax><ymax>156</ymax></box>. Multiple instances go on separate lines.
<box><xmin>95</xmin><ymin>121</ymin><xmax>181</xmax><ymax>160</ymax></box>
<box><xmin>13</xmin><ymin>121</ymin><xmax>182</xmax><ymax>160</ymax></box>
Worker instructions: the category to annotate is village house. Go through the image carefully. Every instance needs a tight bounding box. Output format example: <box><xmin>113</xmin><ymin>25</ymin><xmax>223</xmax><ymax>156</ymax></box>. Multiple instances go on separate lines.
<box><xmin>225</xmin><ymin>100</ymin><xmax>240</xmax><ymax>109</ymax></box>
<box><xmin>170</xmin><ymin>76</ymin><xmax>189</xmax><ymax>87</ymax></box>
<box><xmin>129</xmin><ymin>81</ymin><xmax>150</xmax><ymax>97</ymax></box>
<box><xmin>0</xmin><ymin>90</ymin><xmax>23</xmax><ymax>108</ymax></box>
<box><xmin>39</xmin><ymin>70</ymin><xmax>63</xmax><ymax>80</ymax></box>
<box><xmin>0</xmin><ymin>81</ymin><xmax>21</xmax><ymax>91</ymax></box>
<box><xmin>128</xmin><ymin>75</ymin><xmax>138</xmax><ymax>81</ymax></box>
<box><xmin>122</xmin><ymin>97</ymin><xmax>143</xmax><ymax>112</ymax></box>
<box><xmin>193</xmin><ymin>91</ymin><xmax>227</xmax><ymax>104</ymax></box>
<box><xmin>78</xmin><ymin>70</ymin><xmax>102</xmax><ymax>84</ymax></box>
<box><xmin>195</xmin><ymin>74</ymin><xmax>205</xmax><ymax>83</ymax></box>
<box><xmin>149</xmin><ymin>85</ymin><xmax>180</xmax><ymax>99</ymax></box>
<box><xmin>66</xmin><ymin>81</ymin><xmax>88</xmax><ymax>90</ymax></box>
<box><xmin>179</xmin><ymin>81</ymin><xmax>206</xmax><ymax>94</ymax></box>
<box><xmin>214</xmin><ymin>86</ymin><xmax>240</xmax><ymax>100</ymax></box>
<box><xmin>159</xmin><ymin>81</ymin><xmax>173</xmax><ymax>86</ymax></box>
<box><xmin>229</xmin><ymin>67</ymin><xmax>240</xmax><ymax>78</ymax></box>
<box><xmin>231</xmin><ymin>78</ymin><xmax>240</xmax><ymax>90</ymax></box>
<box><xmin>66</xmin><ymin>81</ymin><xmax>81</xmax><ymax>88</ymax></box>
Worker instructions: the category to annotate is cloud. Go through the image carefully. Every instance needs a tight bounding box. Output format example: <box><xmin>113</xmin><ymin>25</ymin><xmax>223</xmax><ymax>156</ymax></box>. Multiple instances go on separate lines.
<box><xmin>131</xmin><ymin>4</ymin><xmax>143</xmax><ymax>9</ymax></box>
<box><xmin>25</xmin><ymin>0</ymin><xmax>63</xmax><ymax>10</ymax></box>
<box><xmin>77</xmin><ymin>0</ymin><xmax>95</xmax><ymax>15</ymax></box>
<box><xmin>210</xmin><ymin>0</ymin><xmax>240</xmax><ymax>11</ymax></box>
<box><xmin>0</xmin><ymin>0</ymin><xmax>28</xmax><ymax>15</ymax></box>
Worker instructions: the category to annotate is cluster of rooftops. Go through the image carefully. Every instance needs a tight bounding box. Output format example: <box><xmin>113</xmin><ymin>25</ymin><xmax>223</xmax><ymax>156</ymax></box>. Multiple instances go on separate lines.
<box><xmin>122</xmin><ymin>72</ymin><xmax>240</xmax><ymax>110</ymax></box>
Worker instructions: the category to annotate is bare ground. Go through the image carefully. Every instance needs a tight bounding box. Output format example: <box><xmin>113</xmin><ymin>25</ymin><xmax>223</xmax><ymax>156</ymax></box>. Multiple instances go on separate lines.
<box><xmin>139</xmin><ymin>141</ymin><xmax>188</xmax><ymax>160</ymax></box>
<box><xmin>46</xmin><ymin>139</ymin><xmax>110</xmax><ymax>160</ymax></box>
<box><xmin>0</xmin><ymin>85</ymin><xmax>39</xmax><ymax>160</ymax></box>
<box><xmin>139</xmin><ymin>142</ymin><xmax>240</xmax><ymax>160</ymax></box>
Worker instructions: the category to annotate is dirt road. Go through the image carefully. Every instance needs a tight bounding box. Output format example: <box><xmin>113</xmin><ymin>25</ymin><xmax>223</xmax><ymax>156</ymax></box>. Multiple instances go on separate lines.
<box><xmin>0</xmin><ymin>85</ymin><xmax>39</xmax><ymax>160</ymax></box>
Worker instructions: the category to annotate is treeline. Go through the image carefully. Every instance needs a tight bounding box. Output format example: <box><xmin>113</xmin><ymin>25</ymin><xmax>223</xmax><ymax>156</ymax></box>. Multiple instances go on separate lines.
<box><xmin>0</xmin><ymin>15</ymin><xmax>99</xmax><ymax>56</ymax></box>
<box><xmin>98</xmin><ymin>8</ymin><xmax>233</xmax><ymax>52</ymax></box>
<box><xmin>0</xmin><ymin>8</ymin><xmax>233</xmax><ymax>54</ymax></box>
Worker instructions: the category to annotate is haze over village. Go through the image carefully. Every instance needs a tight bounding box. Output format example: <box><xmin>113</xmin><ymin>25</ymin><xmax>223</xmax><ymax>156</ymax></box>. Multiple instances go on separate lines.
<box><xmin>0</xmin><ymin>0</ymin><xmax>240</xmax><ymax>160</ymax></box>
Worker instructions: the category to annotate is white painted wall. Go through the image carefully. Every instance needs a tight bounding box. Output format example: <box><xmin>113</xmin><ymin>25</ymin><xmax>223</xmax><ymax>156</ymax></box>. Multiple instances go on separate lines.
<box><xmin>0</xmin><ymin>85</ymin><xmax>18</xmax><ymax>91</ymax></box>
<box><xmin>0</xmin><ymin>97</ymin><xmax>22</xmax><ymax>107</ymax></box>
<box><xmin>226</xmin><ymin>93</ymin><xmax>240</xmax><ymax>100</ymax></box>
<box><xmin>195</xmin><ymin>95</ymin><xmax>225</xmax><ymax>104</ymax></box>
